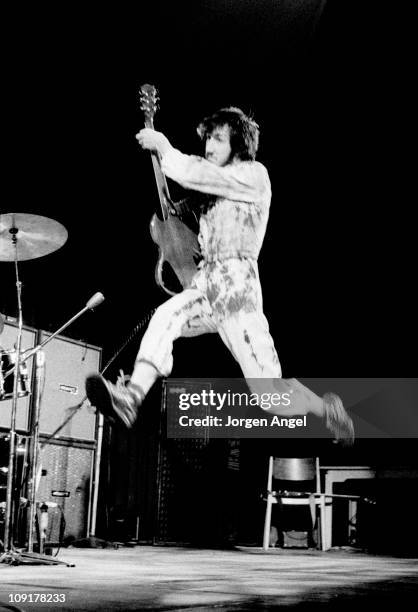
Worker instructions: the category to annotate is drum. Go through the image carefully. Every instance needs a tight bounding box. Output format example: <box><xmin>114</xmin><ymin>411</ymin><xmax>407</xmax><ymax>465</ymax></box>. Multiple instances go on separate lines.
<box><xmin>0</xmin><ymin>349</ymin><xmax>29</xmax><ymax>400</ymax></box>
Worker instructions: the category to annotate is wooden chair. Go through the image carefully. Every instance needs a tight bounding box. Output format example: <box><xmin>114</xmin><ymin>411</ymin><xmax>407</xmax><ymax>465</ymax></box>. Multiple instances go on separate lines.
<box><xmin>263</xmin><ymin>457</ymin><xmax>326</xmax><ymax>550</ymax></box>
<box><xmin>263</xmin><ymin>457</ymin><xmax>362</xmax><ymax>551</ymax></box>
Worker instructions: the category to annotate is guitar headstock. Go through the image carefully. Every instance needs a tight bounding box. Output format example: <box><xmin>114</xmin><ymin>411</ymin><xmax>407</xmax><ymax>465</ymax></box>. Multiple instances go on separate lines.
<box><xmin>139</xmin><ymin>84</ymin><xmax>159</xmax><ymax>127</ymax></box>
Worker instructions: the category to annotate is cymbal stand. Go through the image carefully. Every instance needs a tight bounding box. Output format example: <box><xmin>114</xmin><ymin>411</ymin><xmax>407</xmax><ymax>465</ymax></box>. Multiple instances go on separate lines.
<box><xmin>0</xmin><ymin>230</ymin><xmax>21</xmax><ymax>560</ymax></box>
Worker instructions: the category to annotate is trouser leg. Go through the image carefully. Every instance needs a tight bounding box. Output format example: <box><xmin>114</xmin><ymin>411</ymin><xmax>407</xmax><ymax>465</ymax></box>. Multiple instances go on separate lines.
<box><xmin>129</xmin><ymin>289</ymin><xmax>216</xmax><ymax>395</ymax></box>
<box><xmin>218</xmin><ymin>312</ymin><xmax>324</xmax><ymax>417</ymax></box>
<box><xmin>218</xmin><ymin>310</ymin><xmax>281</xmax><ymax>378</ymax></box>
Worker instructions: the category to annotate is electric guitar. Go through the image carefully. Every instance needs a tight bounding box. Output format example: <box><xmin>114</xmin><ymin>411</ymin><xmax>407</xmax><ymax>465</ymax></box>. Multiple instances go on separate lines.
<box><xmin>139</xmin><ymin>84</ymin><xmax>199</xmax><ymax>296</ymax></box>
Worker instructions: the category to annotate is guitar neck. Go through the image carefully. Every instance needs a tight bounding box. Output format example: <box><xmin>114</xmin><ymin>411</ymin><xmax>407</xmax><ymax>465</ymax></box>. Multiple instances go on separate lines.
<box><xmin>146</xmin><ymin>119</ymin><xmax>171</xmax><ymax>219</ymax></box>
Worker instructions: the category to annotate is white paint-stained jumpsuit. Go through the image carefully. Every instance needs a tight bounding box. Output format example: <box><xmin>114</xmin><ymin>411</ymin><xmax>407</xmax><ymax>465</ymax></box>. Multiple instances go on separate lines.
<box><xmin>134</xmin><ymin>148</ymin><xmax>322</xmax><ymax>416</ymax></box>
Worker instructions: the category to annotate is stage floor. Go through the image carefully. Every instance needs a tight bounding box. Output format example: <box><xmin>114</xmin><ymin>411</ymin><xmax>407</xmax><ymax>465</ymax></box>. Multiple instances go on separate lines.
<box><xmin>1</xmin><ymin>545</ymin><xmax>418</xmax><ymax>610</ymax></box>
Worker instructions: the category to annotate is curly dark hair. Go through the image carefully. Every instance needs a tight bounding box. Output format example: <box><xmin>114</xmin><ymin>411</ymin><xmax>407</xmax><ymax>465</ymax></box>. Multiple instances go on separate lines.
<box><xmin>196</xmin><ymin>107</ymin><xmax>260</xmax><ymax>161</ymax></box>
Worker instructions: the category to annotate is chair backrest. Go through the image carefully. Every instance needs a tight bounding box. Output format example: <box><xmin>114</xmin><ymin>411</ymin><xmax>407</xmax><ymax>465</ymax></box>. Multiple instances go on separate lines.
<box><xmin>273</xmin><ymin>458</ymin><xmax>316</xmax><ymax>481</ymax></box>
<box><xmin>269</xmin><ymin>457</ymin><xmax>321</xmax><ymax>494</ymax></box>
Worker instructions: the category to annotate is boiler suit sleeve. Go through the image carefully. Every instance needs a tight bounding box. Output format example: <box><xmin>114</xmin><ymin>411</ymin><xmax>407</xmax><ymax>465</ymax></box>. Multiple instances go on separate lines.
<box><xmin>160</xmin><ymin>148</ymin><xmax>271</xmax><ymax>204</ymax></box>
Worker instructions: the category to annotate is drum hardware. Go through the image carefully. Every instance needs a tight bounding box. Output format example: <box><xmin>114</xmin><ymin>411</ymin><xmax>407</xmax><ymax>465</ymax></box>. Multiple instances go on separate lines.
<box><xmin>0</xmin><ymin>212</ymin><xmax>104</xmax><ymax>566</ymax></box>
<box><xmin>0</xmin><ymin>349</ymin><xmax>30</xmax><ymax>400</ymax></box>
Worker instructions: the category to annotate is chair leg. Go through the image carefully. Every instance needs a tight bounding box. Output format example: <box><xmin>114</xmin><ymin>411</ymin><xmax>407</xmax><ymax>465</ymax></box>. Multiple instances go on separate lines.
<box><xmin>319</xmin><ymin>496</ymin><xmax>326</xmax><ymax>551</ymax></box>
<box><xmin>263</xmin><ymin>456</ymin><xmax>274</xmax><ymax>550</ymax></box>
<box><xmin>263</xmin><ymin>497</ymin><xmax>273</xmax><ymax>550</ymax></box>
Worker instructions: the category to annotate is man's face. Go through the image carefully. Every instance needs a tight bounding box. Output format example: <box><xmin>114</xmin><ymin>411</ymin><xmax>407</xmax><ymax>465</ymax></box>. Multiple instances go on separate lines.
<box><xmin>205</xmin><ymin>125</ymin><xmax>233</xmax><ymax>167</ymax></box>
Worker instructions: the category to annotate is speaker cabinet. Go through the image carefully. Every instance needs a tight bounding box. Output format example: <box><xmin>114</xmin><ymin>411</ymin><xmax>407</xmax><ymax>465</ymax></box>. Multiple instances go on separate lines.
<box><xmin>0</xmin><ymin>321</ymin><xmax>36</xmax><ymax>431</ymax></box>
<box><xmin>37</xmin><ymin>332</ymin><xmax>101</xmax><ymax>441</ymax></box>
<box><xmin>35</xmin><ymin>440</ymin><xmax>95</xmax><ymax>544</ymax></box>
<box><xmin>155</xmin><ymin>381</ymin><xmax>211</xmax><ymax>544</ymax></box>
<box><xmin>154</xmin><ymin>380</ymin><xmax>239</xmax><ymax>546</ymax></box>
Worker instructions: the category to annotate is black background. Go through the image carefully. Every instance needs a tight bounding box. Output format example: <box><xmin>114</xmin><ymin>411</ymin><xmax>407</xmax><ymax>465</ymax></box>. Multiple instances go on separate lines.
<box><xmin>1</xmin><ymin>0</ymin><xmax>415</xmax><ymax>381</ymax></box>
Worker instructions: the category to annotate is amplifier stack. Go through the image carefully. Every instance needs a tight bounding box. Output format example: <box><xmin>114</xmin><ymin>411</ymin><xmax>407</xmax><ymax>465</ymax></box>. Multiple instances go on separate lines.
<box><xmin>0</xmin><ymin>319</ymin><xmax>101</xmax><ymax>546</ymax></box>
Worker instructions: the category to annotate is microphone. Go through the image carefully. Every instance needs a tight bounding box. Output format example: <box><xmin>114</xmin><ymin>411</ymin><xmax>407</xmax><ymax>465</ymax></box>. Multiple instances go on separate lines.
<box><xmin>86</xmin><ymin>292</ymin><xmax>105</xmax><ymax>310</ymax></box>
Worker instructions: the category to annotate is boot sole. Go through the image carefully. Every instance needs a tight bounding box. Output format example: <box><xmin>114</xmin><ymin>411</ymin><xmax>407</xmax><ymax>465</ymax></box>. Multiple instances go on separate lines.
<box><xmin>86</xmin><ymin>374</ymin><xmax>119</xmax><ymax>425</ymax></box>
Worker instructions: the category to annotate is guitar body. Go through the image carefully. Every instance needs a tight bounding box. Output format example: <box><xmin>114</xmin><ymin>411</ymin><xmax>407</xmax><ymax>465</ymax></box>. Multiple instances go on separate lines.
<box><xmin>150</xmin><ymin>213</ymin><xmax>199</xmax><ymax>295</ymax></box>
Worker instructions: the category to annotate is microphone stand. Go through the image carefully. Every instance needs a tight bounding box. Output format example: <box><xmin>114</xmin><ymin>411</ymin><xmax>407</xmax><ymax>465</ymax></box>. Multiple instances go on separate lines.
<box><xmin>3</xmin><ymin>292</ymin><xmax>105</xmax><ymax>379</ymax></box>
<box><xmin>0</xmin><ymin>290</ymin><xmax>104</xmax><ymax>566</ymax></box>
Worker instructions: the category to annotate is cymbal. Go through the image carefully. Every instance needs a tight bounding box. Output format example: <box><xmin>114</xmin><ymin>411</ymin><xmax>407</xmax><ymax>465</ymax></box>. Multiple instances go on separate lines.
<box><xmin>0</xmin><ymin>213</ymin><xmax>68</xmax><ymax>261</ymax></box>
